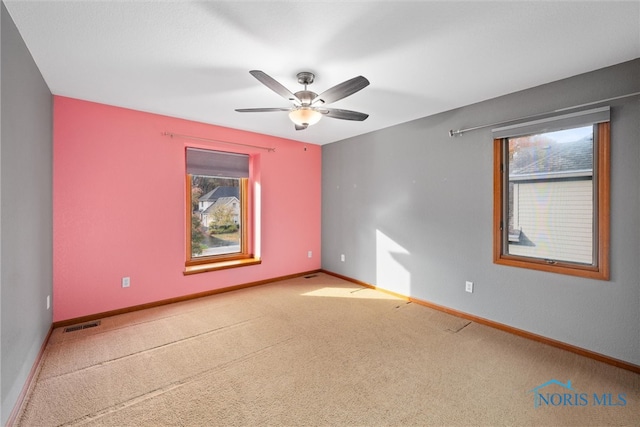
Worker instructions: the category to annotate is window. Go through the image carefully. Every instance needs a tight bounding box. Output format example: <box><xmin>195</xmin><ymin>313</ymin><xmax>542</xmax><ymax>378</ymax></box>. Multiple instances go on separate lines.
<box><xmin>185</xmin><ymin>147</ymin><xmax>260</xmax><ymax>274</ymax></box>
<box><xmin>493</xmin><ymin>107</ymin><xmax>610</xmax><ymax>280</ymax></box>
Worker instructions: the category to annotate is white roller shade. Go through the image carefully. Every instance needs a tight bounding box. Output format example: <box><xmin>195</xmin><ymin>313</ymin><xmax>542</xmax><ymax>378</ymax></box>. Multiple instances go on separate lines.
<box><xmin>492</xmin><ymin>106</ymin><xmax>610</xmax><ymax>139</ymax></box>
<box><xmin>186</xmin><ymin>148</ymin><xmax>249</xmax><ymax>178</ymax></box>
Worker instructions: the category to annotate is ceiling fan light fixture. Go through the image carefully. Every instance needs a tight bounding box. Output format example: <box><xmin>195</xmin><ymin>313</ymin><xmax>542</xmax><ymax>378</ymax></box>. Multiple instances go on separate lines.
<box><xmin>289</xmin><ymin>107</ymin><xmax>322</xmax><ymax>127</ymax></box>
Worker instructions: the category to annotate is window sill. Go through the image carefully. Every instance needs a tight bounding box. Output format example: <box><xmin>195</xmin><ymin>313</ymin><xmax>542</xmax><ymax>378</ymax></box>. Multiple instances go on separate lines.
<box><xmin>184</xmin><ymin>257</ymin><xmax>261</xmax><ymax>275</ymax></box>
<box><xmin>494</xmin><ymin>255</ymin><xmax>608</xmax><ymax>280</ymax></box>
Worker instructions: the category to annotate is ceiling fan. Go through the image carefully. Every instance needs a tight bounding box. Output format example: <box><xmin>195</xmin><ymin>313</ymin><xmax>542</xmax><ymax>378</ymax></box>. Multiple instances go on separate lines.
<box><xmin>235</xmin><ymin>70</ymin><xmax>370</xmax><ymax>131</ymax></box>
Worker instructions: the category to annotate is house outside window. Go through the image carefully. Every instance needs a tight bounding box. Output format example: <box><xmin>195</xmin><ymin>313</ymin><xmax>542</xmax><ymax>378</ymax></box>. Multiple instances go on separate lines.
<box><xmin>193</xmin><ymin>183</ymin><xmax>241</xmax><ymax>257</ymax></box>
<box><xmin>185</xmin><ymin>147</ymin><xmax>260</xmax><ymax>274</ymax></box>
<box><xmin>493</xmin><ymin>107</ymin><xmax>610</xmax><ymax>280</ymax></box>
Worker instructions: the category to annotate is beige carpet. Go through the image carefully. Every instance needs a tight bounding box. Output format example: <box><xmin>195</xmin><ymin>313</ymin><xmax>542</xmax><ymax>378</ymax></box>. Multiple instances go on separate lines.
<box><xmin>16</xmin><ymin>273</ymin><xmax>639</xmax><ymax>426</ymax></box>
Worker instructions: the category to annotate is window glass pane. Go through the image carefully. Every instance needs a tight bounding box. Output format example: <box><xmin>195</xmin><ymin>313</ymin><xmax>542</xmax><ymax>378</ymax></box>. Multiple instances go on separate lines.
<box><xmin>506</xmin><ymin>125</ymin><xmax>594</xmax><ymax>264</ymax></box>
<box><xmin>190</xmin><ymin>176</ymin><xmax>241</xmax><ymax>258</ymax></box>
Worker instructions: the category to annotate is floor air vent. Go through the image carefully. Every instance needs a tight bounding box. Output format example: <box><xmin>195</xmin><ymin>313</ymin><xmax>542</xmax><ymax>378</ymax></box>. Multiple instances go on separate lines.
<box><xmin>64</xmin><ymin>320</ymin><xmax>101</xmax><ymax>333</ymax></box>
<box><xmin>304</xmin><ymin>274</ymin><xmax>318</xmax><ymax>279</ymax></box>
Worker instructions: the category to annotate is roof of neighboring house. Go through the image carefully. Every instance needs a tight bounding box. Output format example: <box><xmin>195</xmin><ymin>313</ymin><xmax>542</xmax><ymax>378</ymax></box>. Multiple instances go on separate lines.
<box><xmin>202</xmin><ymin>196</ymin><xmax>239</xmax><ymax>214</ymax></box>
<box><xmin>199</xmin><ymin>186</ymin><xmax>239</xmax><ymax>202</ymax></box>
<box><xmin>510</xmin><ymin>137</ymin><xmax>593</xmax><ymax>177</ymax></box>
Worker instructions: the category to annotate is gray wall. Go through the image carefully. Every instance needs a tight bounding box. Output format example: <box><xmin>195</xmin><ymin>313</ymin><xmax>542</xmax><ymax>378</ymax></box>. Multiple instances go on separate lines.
<box><xmin>1</xmin><ymin>3</ymin><xmax>53</xmax><ymax>424</ymax></box>
<box><xmin>322</xmin><ymin>59</ymin><xmax>640</xmax><ymax>366</ymax></box>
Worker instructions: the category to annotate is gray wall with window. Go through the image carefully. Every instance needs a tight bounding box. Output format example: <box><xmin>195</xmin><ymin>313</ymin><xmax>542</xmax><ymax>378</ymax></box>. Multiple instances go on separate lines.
<box><xmin>1</xmin><ymin>3</ymin><xmax>53</xmax><ymax>423</ymax></box>
<box><xmin>321</xmin><ymin>59</ymin><xmax>640</xmax><ymax>365</ymax></box>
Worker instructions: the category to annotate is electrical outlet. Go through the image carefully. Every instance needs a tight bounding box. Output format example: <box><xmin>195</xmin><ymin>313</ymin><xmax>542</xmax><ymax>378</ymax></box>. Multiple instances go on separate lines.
<box><xmin>308</xmin><ymin>250</ymin><xmax>312</xmax><ymax>258</ymax></box>
<box><xmin>122</xmin><ymin>277</ymin><xmax>131</xmax><ymax>288</ymax></box>
<box><xmin>341</xmin><ymin>254</ymin><xmax>345</xmax><ymax>262</ymax></box>
<box><xmin>465</xmin><ymin>281</ymin><xmax>473</xmax><ymax>293</ymax></box>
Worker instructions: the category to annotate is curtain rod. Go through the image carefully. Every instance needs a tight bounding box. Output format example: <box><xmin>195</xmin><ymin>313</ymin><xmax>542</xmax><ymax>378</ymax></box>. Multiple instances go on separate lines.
<box><xmin>448</xmin><ymin>91</ymin><xmax>640</xmax><ymax>137</ymax></box>
<box><xmin>162</xmin><ymin>131</ymin><xmax>276</xmax><ymax>152</ymax></box>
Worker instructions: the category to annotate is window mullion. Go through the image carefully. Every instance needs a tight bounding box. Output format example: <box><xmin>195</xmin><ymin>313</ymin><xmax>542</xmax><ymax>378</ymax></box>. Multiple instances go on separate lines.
<box><xmin>501</xmin><ymin>139</ymin><xmax>509</xmax><ymax>256</ymax></box>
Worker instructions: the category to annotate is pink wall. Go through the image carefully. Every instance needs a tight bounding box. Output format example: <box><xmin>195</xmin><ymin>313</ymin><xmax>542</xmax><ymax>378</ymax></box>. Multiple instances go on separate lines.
<box><xmin>53</xmin><ymin>96</ymin><xmax>321</xmax><ymax>322</ymax></box>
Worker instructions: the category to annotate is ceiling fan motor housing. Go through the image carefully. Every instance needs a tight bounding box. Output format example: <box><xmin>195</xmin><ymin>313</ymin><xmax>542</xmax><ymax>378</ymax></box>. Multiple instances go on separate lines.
<box><xmin>294</xmin><ymin>90</ymin><xmax>318</xmax><ymax>105</ymax></box>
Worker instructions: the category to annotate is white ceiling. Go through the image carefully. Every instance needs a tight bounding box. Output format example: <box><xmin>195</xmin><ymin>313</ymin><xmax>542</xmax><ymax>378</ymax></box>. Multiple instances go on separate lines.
<box><xmin>4</xmin><ymin>1</ymin><xmax>640</xmax><ymax>145</ymax></box>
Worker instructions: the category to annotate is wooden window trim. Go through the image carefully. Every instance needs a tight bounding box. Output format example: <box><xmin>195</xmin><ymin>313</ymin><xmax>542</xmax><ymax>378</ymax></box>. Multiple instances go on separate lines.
<box><xmin>493</xmin><ymin>122</ymin><xmax>610</xmax><ymax>280</ymax></box>
<box><xmin>185</xmin><ymin>175</ymin><xmax>259</xmax><ymax>275</ymax></box>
